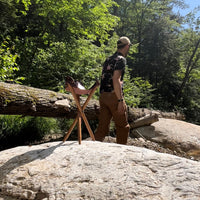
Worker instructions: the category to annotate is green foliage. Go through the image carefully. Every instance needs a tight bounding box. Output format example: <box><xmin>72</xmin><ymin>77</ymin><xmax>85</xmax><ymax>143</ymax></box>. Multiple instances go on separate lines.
<box><xmin>0</xmin><ymin>0</ymin><xmax>200</xmax><ymax>131</ymax></box>
<box><xmin>22</xmin><ymin>38</ymin><xmax>107</xmax><ymax>91</ymax></box>
<box><xmin>64</xmin><ymin>38</ymin><xmax>106</xmax><ymax>88</ymax></box>
<box><xmin>3</xmin><ymin>0</ymin><xmax>119</xmax><ymax>90</ymax></box>
<box><xmin>174</xmin><ymin>18</ymin><xmax>200</xmax><ymax>121</ymax></box>
<box><xmin>0</xmin><ymin>39</ymin><xmax>19</xmax><ymax>81</ymax></box>
<box><xmin>113</xmin><ymin>0</ymin><xmax>184</xmax><ymax>111</ymax></box>
<box><xmin>0</xmin><ymin>115</ymin><xmax>61</xmax><ymax>150</ymax></box>
<box><xmin>16</xmin><ymin>0</ymin><xmax>31</xmax><ymax>13</ymax></box>
<box><xmin>124</xmin><ymin>72</ymin><xmax>154</xmax><ymax>108</ymax></box>
<box><xmin>32</xmin><ymin>0</ymin><xmax>118</xmax><ymax>41</ymax></box>
<box><xmin>185</xmin><ymin>99</ymin><xmax>200</xmax><ymax>125</ymax></box>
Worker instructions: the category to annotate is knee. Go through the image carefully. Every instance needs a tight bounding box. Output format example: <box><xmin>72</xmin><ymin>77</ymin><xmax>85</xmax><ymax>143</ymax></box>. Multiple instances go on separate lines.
<box><xmin>116</xmin><ymin>123</ymin><xmax>130</xmax><ymax>133</ymax></box>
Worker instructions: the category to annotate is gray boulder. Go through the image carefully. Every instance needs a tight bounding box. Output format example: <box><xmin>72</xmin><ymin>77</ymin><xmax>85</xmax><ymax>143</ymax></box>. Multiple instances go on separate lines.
<box><xmin>131</xmin><ymin>118</ymin><xmax>200</xmax><ymax>153</ymax></box>
<box><xmin>0</xmin><ymin>141</ymin><xmax>200</xmax><ymax>200</ymax></box>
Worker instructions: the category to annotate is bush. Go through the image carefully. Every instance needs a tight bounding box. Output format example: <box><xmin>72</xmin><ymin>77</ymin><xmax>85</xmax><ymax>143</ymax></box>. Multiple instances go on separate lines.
<box><xmin>0</xmin><ymin>115</ymin><xmax>61</xmax><ymax>150</ymax></box>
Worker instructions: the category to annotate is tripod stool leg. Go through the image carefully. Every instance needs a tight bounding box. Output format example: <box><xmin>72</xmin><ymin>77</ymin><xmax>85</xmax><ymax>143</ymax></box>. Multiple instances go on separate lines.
<box><xmin>76</xmin><ymin>95</ymin><xmax>82</xmax><ymax>144</ymax></box>
<box><xmin>67</xmin><ymin>83</ymin><xmax>96</xmax><ymax>142</ymax></box>
<box><xmin>82</xmin><ymin>84</ymin><xmax>99</xmax><ymax>110</ymax></box>
<box><xmin>80</xmin><ymin>112</ymin><xmax>95</xmax><ymax>141</ymax></box>
<box><xmin>78</xmin><ymin>113</ymin><xmax>82</xmax><ymax>144</ymax></box>
<box><xmin>63</xmin><ymin>116</ymin><xmax>78</xmax><ymax>142</ymax></box>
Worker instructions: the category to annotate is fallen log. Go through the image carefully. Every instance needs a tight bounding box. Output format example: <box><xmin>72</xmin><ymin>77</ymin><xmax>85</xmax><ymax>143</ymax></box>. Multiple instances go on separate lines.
<box><xmin>0</xmin><ymin>82</ymin><xmax>183</xmax><ymax>128</ymax></box>
<box><xmin>0</xmin><ymin>82</ymin><xmax>141</xmax><ymax>120</ymax></box>
<box><xmin>130</xmin><ymin>114</ymin><xmax>159</xmax><ymax>129</ymax></box>
<box><xmin>131</xmin><ymin>108</ymin><xmax>185</xmax><ymax>120</ymax></box>
<box><xmin>0</xmin><ymin>82</ymin><xmax>69</xmax><ymax>118</ymax></box>
<box><xmin>0</xmin><ymin>82</ymin><xmax>94</xmax><ymax>119</ymax></box>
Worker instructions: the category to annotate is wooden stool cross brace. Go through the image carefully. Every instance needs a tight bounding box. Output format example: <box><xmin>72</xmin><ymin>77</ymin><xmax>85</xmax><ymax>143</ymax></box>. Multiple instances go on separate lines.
<box><xmin>63</xmin><ymin>76</ymin><xmax>99</xmax><ymax>144</ymax></box>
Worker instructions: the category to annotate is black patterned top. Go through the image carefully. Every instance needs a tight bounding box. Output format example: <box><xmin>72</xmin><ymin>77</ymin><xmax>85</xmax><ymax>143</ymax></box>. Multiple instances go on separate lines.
<box><xmin>100</xmin><ymin>52</ymin><xmax>126</xmax><ymax>93</ymax></box>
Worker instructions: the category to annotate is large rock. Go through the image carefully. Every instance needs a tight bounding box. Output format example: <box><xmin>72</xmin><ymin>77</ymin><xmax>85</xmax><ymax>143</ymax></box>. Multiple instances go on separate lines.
<box><xmin>0</xmin><ymin>141</ymin><xmax>200</xmax><ymax>200</ymax></box>
<box><xmin>131</xmin><ymin>118</ymin><xmax>200</xmax><ymax>152</ymax></box>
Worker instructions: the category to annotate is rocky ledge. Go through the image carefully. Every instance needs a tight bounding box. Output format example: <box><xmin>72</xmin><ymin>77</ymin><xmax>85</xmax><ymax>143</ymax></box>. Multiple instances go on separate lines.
<box><xmin>0</xmin><ymin>141</ymin><xmax>200</xmax><ymax>200</ymax></box>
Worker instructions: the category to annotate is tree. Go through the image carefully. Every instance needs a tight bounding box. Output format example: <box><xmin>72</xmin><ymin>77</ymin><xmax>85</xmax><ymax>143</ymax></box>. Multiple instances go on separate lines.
<box><xmin>1</xmin><ymin>0</ymin><xmax>119</xmax><ymax>90</ymax></box>
<box><xmin>112</xmin><ymin>0</ymin><xmax>184</xmax><ymax>109</ymax></box>
<box><xmin>176</xmin><ymin>14</ymin><xmax>200</xmax><ymax>101</ymax></box>
<box><xmin>175</xmin><ymin>15</ymin><xmax>200</xmax><ymax>123</ymax></box>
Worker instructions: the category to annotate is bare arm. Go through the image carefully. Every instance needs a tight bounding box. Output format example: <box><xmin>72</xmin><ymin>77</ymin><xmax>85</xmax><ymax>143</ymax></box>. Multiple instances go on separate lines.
<box><xmin>113</xmin><ymin>70</ymin><xmax>123</xmax><ymax>100</ymax></box>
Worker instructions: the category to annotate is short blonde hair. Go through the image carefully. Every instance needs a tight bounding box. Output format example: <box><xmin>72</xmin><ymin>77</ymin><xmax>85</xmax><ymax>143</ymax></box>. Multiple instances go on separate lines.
<box><xmin>117</xmin><ymin>36</ymin><xmax>131</xmax><ymax>49</ymax></box>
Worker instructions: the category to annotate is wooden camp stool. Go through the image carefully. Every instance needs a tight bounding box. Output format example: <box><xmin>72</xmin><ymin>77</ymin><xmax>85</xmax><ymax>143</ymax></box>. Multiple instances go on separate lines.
<box><xmin>63</xmin><ymin>76</ymin><xmax>99</xmax><ymax>144</ymax></box>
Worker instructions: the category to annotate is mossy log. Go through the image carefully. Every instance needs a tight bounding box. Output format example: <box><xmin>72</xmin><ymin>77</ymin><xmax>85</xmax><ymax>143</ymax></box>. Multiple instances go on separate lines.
<box><xmin>0</xmin><ymin>82</ymin><xmax>184</xmax><ymax>127</ymax></box>
<box><xmin>0</xmin><ymin>82</ymin><xmax>141</xmax><ymax>120</ymax></box>
<box><xmin>130</xmin><ymin>114</ymin><xmax>159</xmax><ymax>129</ymax></box>
<box><xmin>0</xmin><ymin>82</ymin><xmax>78</xmax><ymax>118</ymax></box>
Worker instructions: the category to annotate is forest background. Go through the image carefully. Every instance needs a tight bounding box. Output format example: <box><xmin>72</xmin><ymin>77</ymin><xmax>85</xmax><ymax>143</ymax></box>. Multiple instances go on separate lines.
<box><xmin>0</xmin><ymin>0</ymin><xmax>199</xmax><ymax>149</ymax></box>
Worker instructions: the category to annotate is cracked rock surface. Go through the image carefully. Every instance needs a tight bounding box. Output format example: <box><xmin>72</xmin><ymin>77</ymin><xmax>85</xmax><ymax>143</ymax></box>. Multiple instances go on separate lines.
<box><xmin>0</xmin><ymin>141</ymin><xmax>200</xmax><ymax>200</ymax></box>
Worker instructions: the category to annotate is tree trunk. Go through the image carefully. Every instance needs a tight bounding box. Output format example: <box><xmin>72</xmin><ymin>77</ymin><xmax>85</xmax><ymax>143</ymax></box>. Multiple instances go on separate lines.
<box><xmin>176</xmin><ymin>38</ymin><xmax>200</xmax><ymax>100</ymax></box>
<box><xmin>0</xmin><ymin>82</ymin><xmax>184</xmax><ymax>127</ymax></box>
<box><xmin>0</xmin><ymin>82</ymin><xmax>79</xmax><ymax>118</ymax></box>
<box><xmin>130</xmin><ymin>114</ymin><xmax>158</xmax><ymax>129</ymax></box>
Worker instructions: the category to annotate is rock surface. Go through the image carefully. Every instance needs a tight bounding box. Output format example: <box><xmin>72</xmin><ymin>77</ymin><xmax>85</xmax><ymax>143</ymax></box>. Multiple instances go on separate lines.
<box><xmin>131</xmin><ymin>118</ymin><xmax>200</xmax><ymax>152</ymax></box>
<box><xmin>0</xmin><ymin>141</ymin><xmax>200</xmax><ymax>200</ymax></box>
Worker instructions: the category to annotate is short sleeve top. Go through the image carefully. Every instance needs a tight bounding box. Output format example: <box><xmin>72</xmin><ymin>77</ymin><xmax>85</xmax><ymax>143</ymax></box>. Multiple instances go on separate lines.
<box><xmin>100</xmin><ymin>52</ymin><xmax>126</xmax><ymax>93</ymax></box>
